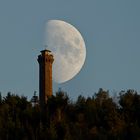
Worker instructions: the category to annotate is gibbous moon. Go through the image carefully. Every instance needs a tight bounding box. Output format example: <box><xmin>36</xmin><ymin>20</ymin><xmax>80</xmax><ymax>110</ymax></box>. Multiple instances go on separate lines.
<box><xmin>44</xmin><ymin>20</ymin><xmax>86</xmax><ymax>83</ymax></box>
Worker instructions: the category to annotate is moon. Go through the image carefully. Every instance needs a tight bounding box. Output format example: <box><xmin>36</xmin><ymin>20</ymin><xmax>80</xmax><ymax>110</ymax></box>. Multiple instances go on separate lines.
<box><xmin>44</xmin><ymin>20</ymin><xmax>86</xmax><ymax>83</ymax></box>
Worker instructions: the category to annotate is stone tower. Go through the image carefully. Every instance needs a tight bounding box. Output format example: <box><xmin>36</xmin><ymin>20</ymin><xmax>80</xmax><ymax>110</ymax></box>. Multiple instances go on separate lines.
<box><xmin>38</xmin><ymin>49</ymin><xmax>54</xmax><ymax>107</ymax></box>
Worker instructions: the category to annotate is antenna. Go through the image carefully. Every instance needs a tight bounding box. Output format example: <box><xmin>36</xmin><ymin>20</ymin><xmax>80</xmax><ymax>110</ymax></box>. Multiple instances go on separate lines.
<box><xmin>34</xmin><ymin>91</ymin><xmax>37</xmax><ymax>96</ymax></box>
<box><xmin>44</xmin><ymin>45</ymin><xmax>48</xmax><ymax>49</ymax></box>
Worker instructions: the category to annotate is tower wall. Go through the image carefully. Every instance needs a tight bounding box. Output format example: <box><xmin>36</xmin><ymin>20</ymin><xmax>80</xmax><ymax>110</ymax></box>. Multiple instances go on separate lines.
<box><xmin>38</xmin><ymin>50</ymin><xmax>54</xmax><ymax>107</ymax></box>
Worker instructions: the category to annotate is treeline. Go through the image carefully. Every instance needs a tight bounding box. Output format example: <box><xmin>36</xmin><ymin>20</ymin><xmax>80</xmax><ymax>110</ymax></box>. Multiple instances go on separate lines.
<box><xmin>0</xmin><ymin>89</ymin><xmax>140</xmax><ymax>140</ymax></box>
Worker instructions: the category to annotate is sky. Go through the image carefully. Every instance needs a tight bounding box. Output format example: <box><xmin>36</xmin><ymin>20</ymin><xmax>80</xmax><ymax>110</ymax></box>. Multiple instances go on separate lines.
<box><xmin>0</xmin><ymin>0</ymin><xmax>140</xmax><ymax>99</ymax></box>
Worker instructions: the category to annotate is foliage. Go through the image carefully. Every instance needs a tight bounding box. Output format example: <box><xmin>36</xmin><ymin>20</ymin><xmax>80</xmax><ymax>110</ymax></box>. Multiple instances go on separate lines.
<box><xmin>0</xmin><ymin>89</ymin><xmax>140</xmax><ymax>139</ymax></box>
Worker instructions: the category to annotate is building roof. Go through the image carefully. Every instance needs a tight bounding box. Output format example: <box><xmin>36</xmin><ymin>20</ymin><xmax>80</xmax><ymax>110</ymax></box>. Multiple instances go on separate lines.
<box><xmin>41</xmin><ymin>49</ymin><xmax>51</xmax><ymax>53</ymax></box>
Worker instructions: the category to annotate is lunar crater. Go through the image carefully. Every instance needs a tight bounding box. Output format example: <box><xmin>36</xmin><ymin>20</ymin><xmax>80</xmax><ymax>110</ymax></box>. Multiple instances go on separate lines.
<box><xmin>44</xmin><ymin>20</ymin><xmax>86</xmax><ymax>83</ymax></box>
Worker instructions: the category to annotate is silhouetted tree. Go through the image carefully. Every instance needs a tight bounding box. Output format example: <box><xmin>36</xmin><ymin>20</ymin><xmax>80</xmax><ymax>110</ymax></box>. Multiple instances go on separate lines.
<box><xmin>1</xmin><ymin>89</ymin><xmax>140</xmax><ymax>139</ymax></box>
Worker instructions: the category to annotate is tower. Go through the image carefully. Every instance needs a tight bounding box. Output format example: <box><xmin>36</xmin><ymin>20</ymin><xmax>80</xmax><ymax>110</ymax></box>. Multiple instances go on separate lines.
<box><xmin>38</xmin><ymin>49</ymin><xmax>54</xmax><ymax>107</ymax></box>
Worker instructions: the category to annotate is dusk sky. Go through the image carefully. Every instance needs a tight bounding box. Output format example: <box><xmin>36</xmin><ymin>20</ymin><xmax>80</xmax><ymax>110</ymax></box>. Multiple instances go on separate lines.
<box><xmin>0</xmin><ymin>0</ymin><xmax>140</xmax><ymax>99</ymax></box>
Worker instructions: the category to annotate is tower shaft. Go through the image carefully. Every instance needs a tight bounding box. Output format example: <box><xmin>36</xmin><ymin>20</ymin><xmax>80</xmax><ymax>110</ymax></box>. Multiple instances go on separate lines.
<box><xmin>38</xmin><ymin>50</ymin><xmax>54</xmax><ymax>107</ymax></box>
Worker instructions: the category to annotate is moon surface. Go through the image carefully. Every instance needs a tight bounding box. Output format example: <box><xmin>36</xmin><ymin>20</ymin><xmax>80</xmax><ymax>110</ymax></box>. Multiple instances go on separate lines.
<box><xmin>44</xmin><ymin>20</ymin><xmax>86</xmax><ymax>83</ymax></box>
